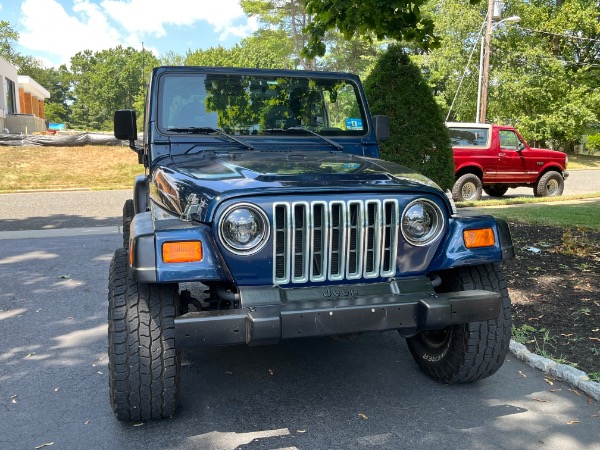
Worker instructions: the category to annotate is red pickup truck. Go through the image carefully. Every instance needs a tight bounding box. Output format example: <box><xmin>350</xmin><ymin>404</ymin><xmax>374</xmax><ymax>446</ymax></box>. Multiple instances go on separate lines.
<box><xmin>447</xmin><ymin>122</ymin><xmax>569</xmax><ymax>201</ymax></box>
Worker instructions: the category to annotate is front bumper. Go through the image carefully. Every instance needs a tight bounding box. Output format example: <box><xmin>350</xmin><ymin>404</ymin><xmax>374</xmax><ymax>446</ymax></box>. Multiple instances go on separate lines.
<box><xmin>174</xmin><ymin>283</ymin><xmax>501</xmax><ymax>347</ymax></box>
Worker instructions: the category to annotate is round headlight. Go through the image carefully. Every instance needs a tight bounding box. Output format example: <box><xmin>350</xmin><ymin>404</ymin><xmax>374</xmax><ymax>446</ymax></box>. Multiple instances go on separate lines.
<box><xmin>219</xmin><ymin>203</ymin><xmax>269</xmax><ymax>254</ymax></box>
<box><xmin>401</xmin><ymin>199</ymin><xmax>444</xmax><ymax>246</ymax></box>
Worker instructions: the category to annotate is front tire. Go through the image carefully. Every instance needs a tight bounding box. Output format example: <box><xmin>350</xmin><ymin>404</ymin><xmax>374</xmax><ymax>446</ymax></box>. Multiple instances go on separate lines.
<box><xmin>122</xmin><ymin>199</ymin><xmax>135</xmax><ymax>248</ymax></box>
<box><xmin>108</xmin><ymin>248</ymin><xmax>181</xmax><ymax>421</ymax></box>
<box><xmin>406</xmin><ymin>264</ymin><xmax>511</xmax><ymax>383</ymax></box>
<box><xmin>534</xmin><ymin>171</ymin><xmax>564</xmax><ymax>197</ymax></box>
<box><xmin>452</xmin><ymin>174</ymin><xmax>483</xmax><ymax>202</ymax></box>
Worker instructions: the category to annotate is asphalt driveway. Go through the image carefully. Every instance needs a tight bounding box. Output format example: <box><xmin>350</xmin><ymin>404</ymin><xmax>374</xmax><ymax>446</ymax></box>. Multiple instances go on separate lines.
<box><xmin>1</xmin><ymin>178</ymin><xmax>599</xmax><ymax>449</ymax></box>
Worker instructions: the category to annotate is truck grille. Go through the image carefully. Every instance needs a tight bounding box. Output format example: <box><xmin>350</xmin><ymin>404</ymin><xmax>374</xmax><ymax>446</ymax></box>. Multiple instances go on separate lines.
<box><xmin>273</xmin><ymin>199</ymin><xmax>399</xmax><ymax>284</ymax></box>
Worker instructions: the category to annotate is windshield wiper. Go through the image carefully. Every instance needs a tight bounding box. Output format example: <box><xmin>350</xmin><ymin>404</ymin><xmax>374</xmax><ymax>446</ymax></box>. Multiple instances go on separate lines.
<box><xmin>167</xmin><ymin>127</ymin><xmax>254</xmax><ymax>150</ymax></box>
<box><xmin>266</xmin><ymin>126</ymin><xmax>344</xmax><ymax>151</ymax></box>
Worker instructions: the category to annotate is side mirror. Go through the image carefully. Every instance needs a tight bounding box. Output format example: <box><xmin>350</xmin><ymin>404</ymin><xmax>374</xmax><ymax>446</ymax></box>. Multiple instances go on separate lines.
<box><xmin>517</xmin><ymin>142</ymin><xmax>526</xmax><ymax>152</ymax></box>
<box><xmin>114</xmin><ymin>109</ymin><xmax>137</xmax><ymax>141</ymax></box>
<box><xmin>373</xmin><ymin>115</ymin><xmax>390</xmax><ymax>141</ymax></box>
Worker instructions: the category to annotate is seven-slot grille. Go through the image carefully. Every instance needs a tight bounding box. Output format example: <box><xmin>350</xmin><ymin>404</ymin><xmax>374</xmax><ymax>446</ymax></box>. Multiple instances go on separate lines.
<box><xmin>273</xmin><ymin>199</ymin><xmax>399</xmax><ymax>284</ymax></box>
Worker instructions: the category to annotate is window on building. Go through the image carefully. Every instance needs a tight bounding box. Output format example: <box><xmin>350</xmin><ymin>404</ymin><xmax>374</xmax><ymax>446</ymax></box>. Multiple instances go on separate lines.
<box><xmin>4</xmin><ymin>77</ymin><xmax>16</xmax><ymax>114</ymax></box>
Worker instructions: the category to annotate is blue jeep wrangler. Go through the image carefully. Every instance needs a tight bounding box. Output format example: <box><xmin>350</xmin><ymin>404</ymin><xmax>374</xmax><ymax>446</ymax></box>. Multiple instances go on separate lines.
<box><xmin>110</xmin><ymin>66</ymin><xmax>514</xmax><ymax>421</ymax></box>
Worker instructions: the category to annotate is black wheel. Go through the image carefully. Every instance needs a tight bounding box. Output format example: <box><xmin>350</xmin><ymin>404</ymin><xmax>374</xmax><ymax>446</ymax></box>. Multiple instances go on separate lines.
<box><xmin>483</xmin><ymin>185</ymin><xmax>509</xmax><ymax>197</ymax></box>
<box><xmin>122</xmin><ymin>199</ymin><xmax>135</xmax><ymax>248</ymax></box>
<box><xmin>534</xmin><ymin>171</ymin><xmax>564</xmax><ymax>197</ymax></box>
<box><xmin>108</xmin><ymin>248</ymin><xmax>180</xmax><ymax>421</ymax></box>
<box><xmin>406</xmin><ymin>263</ymin><xmax>511</xmax><ymax>383</ymax></box>
<box><xmin>452</xmin><ymin>174</ymin><xmax>483</xmax><ymax>202</ymax></box>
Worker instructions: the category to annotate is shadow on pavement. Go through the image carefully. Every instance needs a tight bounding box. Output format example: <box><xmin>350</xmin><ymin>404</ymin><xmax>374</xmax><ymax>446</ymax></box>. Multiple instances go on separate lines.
<box><xmin>0</xmin><ymin>213</ymin><xmax>120</xmax><ymax>232</ymax></box>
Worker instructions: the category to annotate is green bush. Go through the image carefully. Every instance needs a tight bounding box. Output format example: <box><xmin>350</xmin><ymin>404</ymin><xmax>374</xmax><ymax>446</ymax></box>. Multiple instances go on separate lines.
<box><xmin>364</xmin><ymin>45</ymin><xmax>454</xmax><ymax>190</ymax></box>
<box><xmin>586</xmin><ymin>134</ymin><xmax>600</xmax><ymax>155</ymax></box>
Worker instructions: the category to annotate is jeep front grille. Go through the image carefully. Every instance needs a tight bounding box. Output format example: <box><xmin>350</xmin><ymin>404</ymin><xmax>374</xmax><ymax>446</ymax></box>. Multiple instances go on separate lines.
<box><xmin>273</xmin><ymin>200</ymin><xmax>399</xmax><ymax>284</ymax></box>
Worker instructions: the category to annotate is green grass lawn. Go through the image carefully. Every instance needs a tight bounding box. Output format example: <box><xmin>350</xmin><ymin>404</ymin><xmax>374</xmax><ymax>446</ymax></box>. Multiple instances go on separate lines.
<box><xmin>0</xmin><ymin>145</ymin><xmax>142</xmax><ymax>192</ymax></box>
<box><xmin>477</xmin><ymin>201</ymin><xmax>600</xmax><ymax>231</ymax></box>
<box><xmin>568</xmin><ymin>153</ymin><xmax>600</xmax><ymax>170</ymax></box>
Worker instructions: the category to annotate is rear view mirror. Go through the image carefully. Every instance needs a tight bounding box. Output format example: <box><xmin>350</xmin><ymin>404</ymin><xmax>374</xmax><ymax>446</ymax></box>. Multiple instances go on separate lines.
<box><xmin>114</xmin><ymin>109</ymin><xmax>137</xmax><ymax>141</ymax></box>
<box><xmin>517</xmin><ymin>142</ymin><xmax>526</xmax><ymax>152</ymax></box>
<box><xmin>373</xmin><ymin>115</ymin><xmax>390</xmax><ymax>141</ymax></box>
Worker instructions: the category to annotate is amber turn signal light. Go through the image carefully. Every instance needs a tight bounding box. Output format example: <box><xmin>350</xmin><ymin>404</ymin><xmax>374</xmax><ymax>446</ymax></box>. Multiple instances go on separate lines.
<box><xmin>162</xmin><ymin>241</ymin><xmax>203</xmax><ymax>263</ymax></box>
<box><xmin>463</xmin><ymin>228</ymin><xmax>495</xmax><ymax>248</ymax></box>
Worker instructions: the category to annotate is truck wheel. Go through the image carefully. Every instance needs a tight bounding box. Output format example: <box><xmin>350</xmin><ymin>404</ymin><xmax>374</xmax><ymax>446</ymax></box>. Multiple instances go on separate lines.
<box><xmin>122</xmin><ymin>199</ymin><xmax>135</xmax><ymax>248</ymax></box>
<box><xmin>534</xmin><ymin>171</ymin><xmax>564</xmax><ymax>197</ymax></box>
<box><xmin>406</xmin><ymin>263</ymin><xmax>511</xmax><ymax>383</ymax></box>
<box><xmin>108</xmin><ymin>248</ymin><xmax>181</xmax><ymax>421</ymax></box>
<box><xmin>452</xmin><ymin>174</ymin><xmax>482</xmax><ymax>202</ymax></box>
<box><xmin>483</xmin><ymin>185</ymin><xmax>508</xmax><ymax>197</ymax></box>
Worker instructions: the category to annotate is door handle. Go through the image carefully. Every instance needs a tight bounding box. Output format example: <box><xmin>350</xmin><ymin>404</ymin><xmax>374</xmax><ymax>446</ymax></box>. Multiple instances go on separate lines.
<box><xmin>498</xmin><ymin>152</ymin><xmax>506</xmax><ymax>157</ymax></box>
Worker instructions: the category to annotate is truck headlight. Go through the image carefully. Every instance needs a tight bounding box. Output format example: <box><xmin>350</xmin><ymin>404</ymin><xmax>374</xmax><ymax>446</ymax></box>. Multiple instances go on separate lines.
<box><xmin>219</xmin><ymin>203</ymin><xmax>270</xmax><ymax>254</ymax></box>
<box><xmin>401</xmin><ymin>199</ymin><xmax>444</xmax><ymax>246</ymax></box>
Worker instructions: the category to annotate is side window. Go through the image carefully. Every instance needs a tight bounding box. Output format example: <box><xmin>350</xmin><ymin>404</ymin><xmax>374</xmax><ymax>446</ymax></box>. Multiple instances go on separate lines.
<box><xmin>448</xmin><ymin>127</ymin><xmax>489</xmax><ymax>147</ymax></box>
<box><xmin>499</xmin><ymin>130</ymin><xmax>520</xmax><ymax>150</ymax></box>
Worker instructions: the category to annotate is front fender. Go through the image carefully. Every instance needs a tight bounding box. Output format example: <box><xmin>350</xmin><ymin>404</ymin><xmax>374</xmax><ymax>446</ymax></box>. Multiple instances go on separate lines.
<box><xmin>129</xmin><ymin>212</ymin><xmax>229</xmax><ymax>283</ymax></box>
<box><xmin>428</xmin><ymin>216</ymin><xmax>514</xmax><ymax>272</ymax></box>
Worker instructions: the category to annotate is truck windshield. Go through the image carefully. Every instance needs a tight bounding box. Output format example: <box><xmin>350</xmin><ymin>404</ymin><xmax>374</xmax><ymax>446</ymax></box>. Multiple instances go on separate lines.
<box><xmin>157</xmin><ymin>73</ymin><xmax>367</xmax><ymax>139</ymax></box>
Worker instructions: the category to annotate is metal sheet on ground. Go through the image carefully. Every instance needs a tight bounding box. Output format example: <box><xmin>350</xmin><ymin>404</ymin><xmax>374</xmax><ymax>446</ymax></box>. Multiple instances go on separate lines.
<box><xmin>0</xmin><ymin>234</ymin><xmax>598</xmax><ymax>450</ymax></box>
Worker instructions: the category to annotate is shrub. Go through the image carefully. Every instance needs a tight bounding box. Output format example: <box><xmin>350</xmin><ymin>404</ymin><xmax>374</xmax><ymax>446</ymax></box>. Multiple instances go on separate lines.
<box><xmin>586</xmin><ymin>134</ymin><xmax>600</xmax><ymax>155</ymax></box>
<box><xmin>364</xmin><ymin>45</ymin><xmax>454</xmax><ymax>190</ymax></box>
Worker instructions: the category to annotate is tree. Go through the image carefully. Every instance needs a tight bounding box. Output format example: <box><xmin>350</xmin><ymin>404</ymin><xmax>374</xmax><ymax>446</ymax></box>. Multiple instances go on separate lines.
<box><xmin>69</xmin><ymin>46</ymin><xmax>158</xmax><ymax>130</ymax></box>
<box><xmin>488</xmin><ymin>0</ymin><xmax>600</xmax><ymax>151</ymax></box>
<box><xmin>241</xmin><ymin>0</ymin><xmax>317</xmax><ymax>69</ymax></box>
<box><xmin>0</xmin><ymin>20</ymin><xmax>19</xmax><ymax>63</ymax></box>
<box><xmin>303</xmin><ymin>0</ymin><xmax>438</xmax><ymax>58</ymax></box>
<box><xmin>364</xmin><ymin>45</ymin><xmax>454</xmax><ymax>189</ymax></box>
<box><xmin>409</xmin><ymin>0</ymin><xmax>599</xmax><ymax>152</ymax></box>
<box><xmin>160</xmin><ymin>51</ymin><xmax>186</xmax><ymax>66</ymax></box>
<box><xmin>186</xmin><ymin>30</ymin><xmax>295</xmax><ymax>69</ymax></box>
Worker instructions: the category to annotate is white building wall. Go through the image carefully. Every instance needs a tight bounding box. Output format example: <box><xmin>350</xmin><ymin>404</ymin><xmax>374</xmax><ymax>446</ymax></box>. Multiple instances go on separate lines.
<box><xmin>0</xmin><ymin>56</ymin><xmax>20</xmax><ymax>119</ymax></box>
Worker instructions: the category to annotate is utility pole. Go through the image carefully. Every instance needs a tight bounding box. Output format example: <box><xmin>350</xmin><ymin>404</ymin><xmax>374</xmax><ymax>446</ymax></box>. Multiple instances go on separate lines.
<box><xmin>479</xmin><ymin>0</ymin><xmax>495</xmax><ymax>124</ymax></box>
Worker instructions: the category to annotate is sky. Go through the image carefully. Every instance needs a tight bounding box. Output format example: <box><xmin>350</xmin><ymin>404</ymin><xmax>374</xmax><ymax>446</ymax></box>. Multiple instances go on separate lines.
<box><xmin>1</xmin><ymin>0</ymin><xmax>259</xmax><ymax>67</ymax></box>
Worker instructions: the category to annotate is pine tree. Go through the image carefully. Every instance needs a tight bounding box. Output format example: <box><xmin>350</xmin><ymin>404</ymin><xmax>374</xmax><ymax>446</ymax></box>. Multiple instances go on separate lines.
<box><xmin>364</xmin><ymin>45</ymin><xmax>454</xmax><ymax>190</ymax></box>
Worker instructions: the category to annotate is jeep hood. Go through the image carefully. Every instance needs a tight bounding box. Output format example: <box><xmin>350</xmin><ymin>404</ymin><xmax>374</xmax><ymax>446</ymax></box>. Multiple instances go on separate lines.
<box><xmin>150</xmin><ymin>150</ymin><xmax>445</xmax><ymax>222</ymax></box>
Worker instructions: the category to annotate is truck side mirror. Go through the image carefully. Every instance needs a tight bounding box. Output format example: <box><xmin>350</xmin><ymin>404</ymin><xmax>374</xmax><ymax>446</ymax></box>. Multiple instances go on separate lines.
<box><xmin>373</xmin><ymin>115</ymin><xmax>390</xmax><ymax>141</ymax></box>
<box><xmin>517</xmin><ymin>142</ymin><xmax>525</xmax><ymax>152</ymax></box>
<box><xmin>114</xmin><ymin>109</ymin><xmax>137</xmax><ymax>141</ymax></box>
<box><xmin>114</xmin><ymin>109</ymin><xmax>139</xmax><ymax>154</ymax></box>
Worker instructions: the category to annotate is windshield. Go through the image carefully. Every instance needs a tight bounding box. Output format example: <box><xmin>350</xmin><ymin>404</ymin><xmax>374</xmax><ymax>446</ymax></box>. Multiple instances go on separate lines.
<box><xmin>157</xmin><ymin>73</ymin><xmax>367</xmax><ymax>138</ymax></box>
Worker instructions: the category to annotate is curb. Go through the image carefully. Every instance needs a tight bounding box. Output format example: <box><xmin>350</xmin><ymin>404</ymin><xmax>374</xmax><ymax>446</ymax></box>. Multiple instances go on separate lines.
<box><xmin>510</xmin><ymin>340</ymin><xmax>600</xmax><ymax>401</ymax></box>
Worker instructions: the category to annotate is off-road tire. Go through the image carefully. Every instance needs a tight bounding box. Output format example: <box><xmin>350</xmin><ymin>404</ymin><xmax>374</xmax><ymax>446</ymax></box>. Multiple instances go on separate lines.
<box><xmin>452</xmin><ymin>174</ymin><xmax>483</xmax><ymax>202</ymax></box>
<box><xmin>122</xmin><ymin>200</ymin><xmax>135</xmax><ymax>248</ymax></box>
<box><xmin>483</xmin><ymin>185</ymin><xmax>509</xmax><ymax>197</ymax></box>
<box><xmin>406</xmin><ymin>263</ymin><xmax>511</xmax><ymax>383</ymax></box>
<box><xmin>534</xmin><ymin>171</ymin><xmax>564</xmax><ymax>197</ymax></box>
<box><xmin>108</xmin><ymin>248</ymin><xmax>181</xmax><ymax>421</ymax></box>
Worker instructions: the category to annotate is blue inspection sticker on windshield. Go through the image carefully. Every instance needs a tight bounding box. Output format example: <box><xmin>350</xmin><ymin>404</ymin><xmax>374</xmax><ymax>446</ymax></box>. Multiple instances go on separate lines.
<box><xmin>346</xmin><ymin>118</ymin><xmax>363</xmax><ymax>130</ymax></box>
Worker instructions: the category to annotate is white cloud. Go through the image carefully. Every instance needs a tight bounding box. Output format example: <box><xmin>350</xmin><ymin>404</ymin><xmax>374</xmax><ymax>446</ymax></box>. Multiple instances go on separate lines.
<box><xmin>17</xmin><ymin>0</ymin><xmax>258</xmax><ymax>67</ymax></box>
<box><xmin>18</xmin><ymin>0</ymin><xmax>122</xmax><ymax>65</ymax></box>
<box><xmin>100</xmin><ymin>0</ymin><xmax>254</xmax><ymax>38</ymax></box>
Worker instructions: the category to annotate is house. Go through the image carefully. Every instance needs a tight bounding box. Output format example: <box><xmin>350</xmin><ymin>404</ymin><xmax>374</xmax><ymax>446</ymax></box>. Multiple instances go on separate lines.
<box><xmin>0</xmin><ymin>56</ymin><xmax>50</xmax><ymax>134</ymax></box>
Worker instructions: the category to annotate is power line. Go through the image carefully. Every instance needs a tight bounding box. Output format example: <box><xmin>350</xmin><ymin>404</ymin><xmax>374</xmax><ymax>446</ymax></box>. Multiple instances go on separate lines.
<box><xmin>494</xmin><ymin>48</ymin><xmax>600</xmax><ymax>68</ymax></box>
<box><xmin>445</xmin><ymin>17</ymin><xmax>486</xmax><ymax>121</ymax></box>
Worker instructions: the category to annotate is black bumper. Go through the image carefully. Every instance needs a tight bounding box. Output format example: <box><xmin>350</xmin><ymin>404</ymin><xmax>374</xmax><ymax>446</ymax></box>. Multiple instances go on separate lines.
<box><xmin>174</xmin><ymin>288</ymin><xmax>501</xmax><ymax>347</ymax></box>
